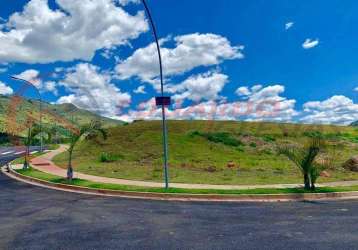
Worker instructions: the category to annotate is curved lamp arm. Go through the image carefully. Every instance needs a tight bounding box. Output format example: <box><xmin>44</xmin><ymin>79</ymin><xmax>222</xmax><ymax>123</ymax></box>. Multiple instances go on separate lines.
<box><xmin>141</xmin><ymin>0</ymin><xmax>169</xmax><ymax>189</ymax></box>
<box><xmin>10</xmin><ymin>75</ymin><xmax>43</xmax><ymax>152</ymax></box>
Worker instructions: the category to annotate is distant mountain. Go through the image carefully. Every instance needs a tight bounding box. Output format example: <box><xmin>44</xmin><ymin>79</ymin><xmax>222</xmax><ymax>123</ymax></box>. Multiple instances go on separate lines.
<box><xmin>350</xmin><ymin>121</ymin><xmax>358</xmax><ymax>126</ymax></box>
<box><xmin>0</xmin><ymin>94</ymin><xmax>123</xmax><ymax>135</ymax></box>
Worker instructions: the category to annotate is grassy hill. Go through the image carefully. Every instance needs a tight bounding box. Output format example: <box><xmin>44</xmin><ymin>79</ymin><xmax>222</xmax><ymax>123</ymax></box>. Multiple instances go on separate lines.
<box><xmin>0</xmin><ymin>95</ymin><xmax>123</xmax><ymax>137</ymax></box>
<box><xmin>53</xmin><ymin>120</ymin><xmax>358</xmax><ymax>185</ymax></box>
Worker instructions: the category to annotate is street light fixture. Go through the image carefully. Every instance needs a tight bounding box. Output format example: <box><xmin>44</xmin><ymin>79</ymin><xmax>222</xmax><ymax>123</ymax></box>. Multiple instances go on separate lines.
<box><xmin>10</xmin><ymin>76</ymin><xmax>43</xmax><ymax>153</ymax></box>
<box><xmin>141</xmin><ymin>0</ymin><xmax>170</xmax><ymax>189</ymax></box>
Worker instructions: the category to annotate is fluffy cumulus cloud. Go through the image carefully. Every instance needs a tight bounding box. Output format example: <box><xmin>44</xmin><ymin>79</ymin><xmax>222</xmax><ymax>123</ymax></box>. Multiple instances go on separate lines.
<box><xmin>117</xmin><ymin>84</ymin><xmax>298</xmax><ymax>122</ymax></box>
<box><xmin>301</xmin><ymin>95</ymin><xmax>358</xmax><ymax>125</ymax></box>
<box><xmin>14</xmin><ymin>69</ymin><xmax>42</xmax><ymax>88</ymax></box>
<box><xmin>0</xmin><ymin>81</ymin><xmax>13</xmax><ymax>95</ymax></box>
<box><xmin>302</xmin><ymin>38</ymin><xmax>319</xmax><ymax>49</ymax></box>
<box><xmin>0</xmin><ymin>0</ymin><xmax>148</xmax><ymax>63</ymax></box>
<box><xmin>13</xmin><ymin>69</ymin><xmax>58</xmax><ymax>94</ymax></box>
<box><xmin>170</xmin><ymin>71</ymin><xmax>228</xmax><ymax>102</ymax></box>
<box><xmin>234</xmin><ymin>84</ymin><xmax>298</xmax><ymax>121</ymax></box>
<box><xmin>235</xmin><ymin>86</ymin><xmax>251</xmax><ymax>96</ymax></box>
<box><xmin>57</xmin><ymin>63</ymin><xmax>131</xmax><ymax>117</ymax></box>
<box><xmin>116</xmin><ymin>33</ymin><xmax>244</xmax><ymax>84</ymax></box>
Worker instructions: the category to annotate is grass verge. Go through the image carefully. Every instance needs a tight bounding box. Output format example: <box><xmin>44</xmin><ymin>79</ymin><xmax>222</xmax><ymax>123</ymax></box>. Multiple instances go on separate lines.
<box><xmin>16</xmin><ymin>168</ymin><xmax>358</xmax><ymax>195</ymax></box>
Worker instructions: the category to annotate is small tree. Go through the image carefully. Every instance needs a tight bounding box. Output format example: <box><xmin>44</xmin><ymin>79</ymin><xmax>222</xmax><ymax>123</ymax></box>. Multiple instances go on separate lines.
<box><xmin>23</xmin><ymin>125</ymin><xmax>34</xmax><ymax>170</ymax></box>
<box><xmin>66</xmin><ymin>120</ymin><xmax>107</xmax><ymax>181</ymax></box>
<box><xmin>278</xmin><ymin>137</ymin><xmax>326</xmax><ymax>190</ymax></box>
<box><xmin>23</xmin><ymin>123</ymin><xmax>52</xmax><ymax>169</ymax></box>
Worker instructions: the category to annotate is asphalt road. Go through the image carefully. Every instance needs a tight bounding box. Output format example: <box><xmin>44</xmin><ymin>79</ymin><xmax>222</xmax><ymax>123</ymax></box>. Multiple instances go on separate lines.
<box><xmin>0</xmin><ymin>146</ymin><xmax>42</xmax><ymax>166</ymax></box>
<box><xmin>1</xmin><ymin>156</ymin><xmax>358</xmax><ymax>249</ymax></box>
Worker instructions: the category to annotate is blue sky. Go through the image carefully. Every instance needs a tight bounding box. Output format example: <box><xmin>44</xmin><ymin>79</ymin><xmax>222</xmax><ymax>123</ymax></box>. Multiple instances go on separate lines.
<box><xmin>1</xmin><ymin>0</ymin><xmax>358</xmax><ymax>124</ymax></box>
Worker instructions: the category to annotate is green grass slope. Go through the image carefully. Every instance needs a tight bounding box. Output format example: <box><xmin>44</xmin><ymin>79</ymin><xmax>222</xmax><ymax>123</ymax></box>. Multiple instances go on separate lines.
<box><xmin>53</xmin><ymin>120</ymin><xmax>358</xmax><ymax>185</ymax></box>
<box><xmin>0</xmin><ymin>95</ymin><xmax>123</xmax><ymax>135</ymax></box>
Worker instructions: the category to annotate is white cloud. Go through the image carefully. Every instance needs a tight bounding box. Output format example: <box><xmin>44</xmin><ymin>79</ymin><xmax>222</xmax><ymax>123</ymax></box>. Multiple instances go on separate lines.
<box><xmin>0</xmin><ymin>81</ymin><xmax>13</xmax><ymax>95</ymax></box>
<box><xmin>354</xmin><ymin>87</ymin><xmax>358</xmax><ymax>92</ymax></box>
<box><xmin>134</xmin><ymin>85</ymin><xmax>146</xmax><ymax>94</ymax></box>
<box><xmin>302</xmin><ymin>38</ymin><xmax>319</xmax><ymax>49</ymax></box>
<box><xmin>0</xmin><ymin>0</ymin><xmax>148</xmax><ymax>63</ymax></box>
<box><xmin>117</xmin><ymin>84</ymin><xmax>297</xmax><ymax>122</ymax></box>
<box><xmin>301</xmin><ymin>95</ymin><xmax>358</xmax><ymax>125</ymax></box>
<box><xmin>14</xmin><ymin>69</ymin><xmax>59</xmax><ymax>95</ymax></box>
<box><xmin>233</xmin><ymin>84</ymin><xmax>297</xmax><ymax>121</ymax></box>
<box><xmin>14</xmin><ymin>69</ymin><xmax>42</xmax><ymax>88</ymax></box>
<box><xmin>171</xmin><ymin>71</ymin><xmax>228</xmax><ymax>102</ymax></box>
<box><xmin>251</xmin><ymin>84</ymin><xmax>263</xmax><ymax>92</ymax></box>
<box><xmin>57</xmin><ymin>63</ymin><xmax>131</xmax><ymax>117</ymax></box>
<box><xmin>248</xmin><ymin>85</ymin><xmax>285</xmax><ymax>102</ymax></box>
<box><xmin>44</xmin><ymin>81</ymin><xmax>58</xmax><ymax>95</ymax></box>
<box><xmin>0</xmin><ymin>68</ymin><xmax>7</xmax><ymax>73</ymax></box>
<box><xmin>285</xmin><ymin>22</ymin><xmax>294</xmax><ymax>30</ymax></box>
<box><xmin>116</xmin><ymin>33</ymin><xmax>244</xmax><ymax>85</ymax></box>
<box><xmin>235</xmin><ymin>86</ymin><xmax>251</xmax><ymax>96</ymax></box>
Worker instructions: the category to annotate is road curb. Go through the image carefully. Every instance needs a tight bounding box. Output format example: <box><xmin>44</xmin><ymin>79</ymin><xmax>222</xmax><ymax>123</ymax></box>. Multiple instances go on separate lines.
<box><xmin>3</xmin><ymin>167</ymin><xmax>358</xmax><ymax>202</ymax></box>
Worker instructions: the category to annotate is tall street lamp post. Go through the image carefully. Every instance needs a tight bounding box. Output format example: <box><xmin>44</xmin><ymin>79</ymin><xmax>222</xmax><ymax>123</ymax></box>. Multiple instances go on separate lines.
<box><xmin>141</xmin><ymin>0</ymin><xmax>170</xmax><ymax>189</ymax></box>
<box><xmin>11</xmin><ymin>76</ymin><xmax>43</xmax><ymax>153</ymax></box>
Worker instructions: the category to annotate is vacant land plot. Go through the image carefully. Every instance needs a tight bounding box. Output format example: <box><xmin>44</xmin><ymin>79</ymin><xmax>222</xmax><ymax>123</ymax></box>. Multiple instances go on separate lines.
<box><xmin>53</xmin><ymin>120</ymin><xmax>358</xmax><ymax>185</ymax></box>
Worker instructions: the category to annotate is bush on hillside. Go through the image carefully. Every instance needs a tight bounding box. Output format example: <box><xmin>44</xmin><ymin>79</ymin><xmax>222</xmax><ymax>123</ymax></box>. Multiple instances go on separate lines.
<box><xmin>303</xmin><ymin>131</ymin><xmax>323</xmax><ymax>139</ymax></box>
<box><xmin>99</xmin><ymin>152</ymin><xmax>123</xmax><ymax>163</ymax></box>
<box><xmin>249</xmin><ymin>142</ymin><xmax>257</xmax><ymax>148</ymax></box>
<box><xmin>262</xmin><ymin>135</ymin><xmax>276</xmax><ymax>142</ymax></box>
<box><xmin>189</xmin><ymin>131</ymin><xmax>244</xmax><ymax>147</ymax></box>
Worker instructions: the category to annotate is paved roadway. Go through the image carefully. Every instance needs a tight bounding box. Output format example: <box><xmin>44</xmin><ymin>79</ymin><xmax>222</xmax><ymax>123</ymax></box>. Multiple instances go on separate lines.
<box><xmin>0</xmin><ymin>146</ymin><xmax>42</xmax><ymax>166</ymax></box>
<box><xmin>1</xmin><ymin>152</ymin><xmax>358</xmax><ymax>249</ymax></box>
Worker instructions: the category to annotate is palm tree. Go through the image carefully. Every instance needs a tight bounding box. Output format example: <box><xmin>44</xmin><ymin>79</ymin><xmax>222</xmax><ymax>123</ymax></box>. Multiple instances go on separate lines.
<box><xmin>278</xmin><ymin>137</ymin><xmax>326</xmax><ymax>190</ymax></box>
<box><xmin>66</xmin><ymin>120</ymin><xmax>107</xmax><ymax>181</ymax></box>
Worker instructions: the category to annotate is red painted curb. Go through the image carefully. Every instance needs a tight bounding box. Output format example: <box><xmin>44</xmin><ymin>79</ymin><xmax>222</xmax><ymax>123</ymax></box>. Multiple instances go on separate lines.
<box><xmin>4</xmin><ymin>167</ymin><xmax>358</xmax><ymax>202</ymax></box>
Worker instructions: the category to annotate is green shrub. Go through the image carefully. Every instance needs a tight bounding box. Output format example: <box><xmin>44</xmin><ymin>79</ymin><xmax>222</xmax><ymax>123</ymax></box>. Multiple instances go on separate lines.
<box><xmin>188</xmin><ymin>130</ymin><xmax>201</xmax><ymax>137</ymax></box>
<box><xmin>262</xmin><ymin>135</ymin><xmax>276</xmax><ymax>142</ymax></box>
<box><xmin>99</xmin><ymin>152</ymin><xmax>123</xmax><ymax>163</ymax></box>
<box><xmin>249</xmin><ymin>142</ymin><xmax>257</xmax><ymax>148</ymax></box>
<box><xmin>303</xmin><ymin>130</ymin><xmax>323</xmax><ymax>139</ymax></box>
<box><xmin>237</xmin><ymin>146</ymin><xmax>245</xmax><ymax>152</ymax></box>
<box><xmin>189</xmin><ymin>131</ymin><xmax>243</xmax><ymax>147</ymax></box>
<box><xmin>205</xmin><ymin>132</ymin><xmax>243</xmax><ymax>147</ymax></box>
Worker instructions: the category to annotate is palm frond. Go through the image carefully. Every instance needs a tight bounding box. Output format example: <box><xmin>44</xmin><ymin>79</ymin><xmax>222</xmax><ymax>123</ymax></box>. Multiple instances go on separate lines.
<box><xmin>277</xmin><ymin>145</ymin><xmax>305</xmax><ymax>171</ymax></box>
<box><xmin>68</xmin><ymin>120</ymin><xmax>107</xmax><ymax>151</ymax></box>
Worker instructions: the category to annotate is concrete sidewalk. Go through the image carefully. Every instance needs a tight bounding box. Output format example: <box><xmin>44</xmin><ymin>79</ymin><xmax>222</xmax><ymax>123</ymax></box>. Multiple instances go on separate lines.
<box><xmin>26</xmin><ymin>145</ymin><xmax>358</xmax><ymax>190</ymax></box>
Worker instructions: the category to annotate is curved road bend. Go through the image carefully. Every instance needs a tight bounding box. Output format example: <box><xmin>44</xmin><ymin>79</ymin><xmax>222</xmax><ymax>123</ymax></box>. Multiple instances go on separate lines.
<box><xmin>0</xmin><ymin>146</ymin><xmax>43</xmax><ymax>166</ymax></box>
<box><xmin>1</xmin><ymin>160</ymin><xmax>358</xmax><ymax>249</ymax></box>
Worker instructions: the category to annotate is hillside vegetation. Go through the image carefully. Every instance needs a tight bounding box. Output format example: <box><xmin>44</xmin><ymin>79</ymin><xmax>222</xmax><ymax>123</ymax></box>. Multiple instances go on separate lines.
<box><xmin>53</xmin><ymin>120</ymin><xmax>358</xmax><ymax>185</ymax></box>
<box><xmin>0</xmin><ymin>95</ymin><xmax>123</xmax><ymax>137</ymax></box>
